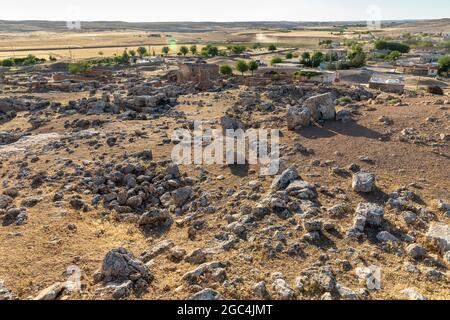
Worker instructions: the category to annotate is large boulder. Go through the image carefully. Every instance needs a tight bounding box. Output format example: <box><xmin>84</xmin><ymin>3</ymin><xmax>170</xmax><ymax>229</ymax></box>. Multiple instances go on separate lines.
<box><xmin>348</xmin><ymin>203</ymin><xmax>384</xmax><ymax>236</ymax></box>
<box><xmin>172</xmin><ymin>186</ymin><xmax>193</xmax><ymax>207</ymax></box>
<box><xmin>138</xmin><ymin>209</ymin><xmax>172</xmax><ymax>228</ymax></box>
<box><xmin>101</xmin><ymin>248</ymin><xmax>151</xmax><ymax>283</ymax></box>
<box><xmin>352</xmin><ymin>172</ymin><xmax>376</xmax><ymax>193</ymax></box>
<box><xmin>287</xmin><ymin>105</ymin><xmax>311</xmax><ymax>130</ymax></box>
<box><xmin>427</xmin><ymin>223</ymin><xmax>450</xmax><ymax>253</ymax></box>
<box><xmin>296</xmin><ymin>266</ymin><xmax>336</xmax><ymax>294</ymax></box>
<box><xmin>303</xmin><ymin>93</ymin><xmax>335</xmax><ymax>121</ymax></box>
<box><xmin>355</xmin><ymin>203</ymin><xmax>384</xmax><ymax>227</ymax></box>
<box><xmin>0</xmin><ymin>194</ymin><xmax>13</xmax><ymax>209</ymax></box>
<box><xmin>220</xmin><ymin>116</ymin><xmax>245</xmax><ymax>131</ymax></box>
<box><xmin>271</xmin><ymin>167</ymin><xmax>299</xmax><ymax>191</ymax></box>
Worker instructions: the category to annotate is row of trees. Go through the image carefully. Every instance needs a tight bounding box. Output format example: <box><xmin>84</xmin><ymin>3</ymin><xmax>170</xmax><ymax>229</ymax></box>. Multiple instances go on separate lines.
<box><xmin>1</xmin><ymin>54</ymin><xmax>47</xmax><ymax>67</ymax></box>
<box><xmin>374</xmin><ymin>40</ymin><xmax>410</xmax><ymax>53</ymax></box>
<box><xmin>219</xmin><ymin>60</ymin><xmax>259</xmax><ymax>76</ymax></box>
<box><xmin>158</xmin><ymin>43</ymin><xmax>278</xmax><ymax>58</ymax></box>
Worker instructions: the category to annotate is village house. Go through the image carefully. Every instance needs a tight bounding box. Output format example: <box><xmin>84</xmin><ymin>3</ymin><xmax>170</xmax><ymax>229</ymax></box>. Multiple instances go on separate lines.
<box><xmin>394</xmin><ymin>60</ymin><xmax>439</xmax><ymax>77</ymax></box>
<box><xmin>323</xmin><ymin>48</ymin><xmax>348</xmax><ymax>60</ymax></box>
<box><xmin>130</xmin><ymin>56</ymin><xmax>165</xmax><ymax>65</ymax></box>
<box><xmin>369</xmin><ymin>74</ymin><xmax>405</xmax><ymax>93</ymax></box>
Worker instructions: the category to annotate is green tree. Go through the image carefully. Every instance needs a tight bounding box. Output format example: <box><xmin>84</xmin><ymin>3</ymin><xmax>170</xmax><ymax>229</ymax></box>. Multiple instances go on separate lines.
<box><xmin>180</xmin><ymin>46</ymin><xmax>189</xmax><ymax>56</ymax></box>
<box><xmin>236</xmin><ymin>60</ymin><xmax>249</xmax><ymax>75</ymax></box>
<box><xmin>137</xmin><ymin>47</ymin><xmax>147</xmax><ymax>58</ymax></box>
<box><xmin>268</xmin><ymin>44</ymin><xmax>277</xmax><ymax>51</ymax></box>
<box><xmin>301</xmin><ymin>52</ymin><xmax>311</xmax><ymax>66</ymax></box>
<box><xmin>311</xmin><ymin>52</ymin><xmax>324</xmax><ymax>67</ymax></box>
<box><xmin>348</xmin><ymin>52</ymin><xmax>366</xmax><ymax>68</ymax></box>
<box><xmin>120</xmin><ymin>50</ymin><xmax>130</xmax><ymax>63</ymax></box>
<box><xmin>201</xmin><ymin>45</ymin><xmax>219</xmax><ymax>57</ymax></box>
<box><xmin>190</xmin><ymin>45</ymin><xmax>198</xmax><ymax>55</ymax></box>
<box><xmin>129</xmin><ymin>50</ymin><xmax>136</xmax><ymax>57</ymax></box>
<box><xmin>248</xmin><ymin>60</ymin><xmax>259</xmax><ymax>76</ymax></box>
<box><xmin>438</xmin><ymin>55</ymin><xmax>450</xmax><ymax>74</ymax></box>
<box><xmin>162</xmin><ymin>46</ymin><xmax>170</xmax><ymax>56</ymax></box>
<box><xmin>220</xmin><ymin>64</ymin><xmax>233</xmax><ymax>76</ymax></box>
<box><xmin>286</xmin><ymin>52</ymin><xmax>293</xmax><ymax>59</ymax></box>
<box><xmin>253</xmin><ymin>43</ymin><xmax>262</xmax><ymax>49</ymax></box>
<box><xmin>231</xmin><ymin>45</ymin><xmax>246</xmax><ymax>54</ymax></box>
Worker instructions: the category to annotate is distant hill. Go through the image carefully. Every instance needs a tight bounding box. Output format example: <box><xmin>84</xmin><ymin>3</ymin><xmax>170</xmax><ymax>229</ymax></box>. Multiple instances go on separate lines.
<box><xmin>0</xmin><ymin>19</ymin><xmax>448</xmax><ymax>33</ymax></box>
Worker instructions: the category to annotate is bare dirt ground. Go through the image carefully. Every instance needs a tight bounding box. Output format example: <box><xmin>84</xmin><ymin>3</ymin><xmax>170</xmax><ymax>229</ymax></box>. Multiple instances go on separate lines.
<box><xmin>0</xmin><ymin>81</ymin><xmax>449</xmax><ymax>300</ymax></box>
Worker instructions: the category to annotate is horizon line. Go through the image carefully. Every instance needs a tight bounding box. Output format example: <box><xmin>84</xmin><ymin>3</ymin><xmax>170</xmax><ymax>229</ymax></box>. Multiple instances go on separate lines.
<box><xmin>1</xmin><ymin>18</ymin><xmax>449</xmax><ymax>24</ymax></box>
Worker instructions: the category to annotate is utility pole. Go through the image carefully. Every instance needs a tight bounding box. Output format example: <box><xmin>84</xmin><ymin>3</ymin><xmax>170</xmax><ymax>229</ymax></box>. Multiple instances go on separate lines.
<box><xmin>68</xmin><ymin>46</ymin><xmax>73</xmax><ymax>61</ymax></box>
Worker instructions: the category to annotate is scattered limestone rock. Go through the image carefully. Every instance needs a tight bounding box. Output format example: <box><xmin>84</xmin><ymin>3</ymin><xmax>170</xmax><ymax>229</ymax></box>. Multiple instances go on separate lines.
<box><xmin>352</xmin><ymin>172</ymin><xmax>376</xmax><ymax>193</ymax></box>
<box><xmin>406</xmin><ymin>244</ymin><xmax>426</xmax><ymax>260</ymax></box>
<box><xmin>0</xmin><ymin>280</ymin><xmax>16</xmax><ymax>300</ymax></box>
<box><xmin>400</xmin><ymin>288</ymin><xmax>426</xmax><ymax>300</ymax></box>
<box><xmin>271</xmin><ymin>167</ymin><xmax>299</xmax><ymax>191</ymax></box>
<box><xmin>426</xmin><ymin>223</ymin><xmax>450</xmax><ymax>253</ymax></box>
<box><xmin>303</xmin><ymin>92</ymin><xmax>335</xmax><ymax>121</ymax></box>
<box><xmin>253</xmin><ymin>281</ymin><xmax>270</xmax><ymax>299</ymax></box>
<box><xmin>100</xmin><ymin>248</ymin><xmax>152</xmax><ymax>284</ymax></box>
<box><xmin>34</xmin><ymin>282</ymin><xmax>65</xmax><ymax>300</ymax></box>
<box><xmin>272</xmin><ymin>277</ymin><xmax>294</xmax><ymax>300</ymax></box>
<box><xmin>190</xmin><ymin>288</ymin><xmax>223</xmax><ymax>300</ymax></box>
<box><xmin>287</xmin><ymin>106</ymin><xmax>311</xmax><ymax>130</ymax></box>
<box><xmin>296</xmin><ymin>266</ymin><xmax>336</xmax><ymax>294</ymax></box>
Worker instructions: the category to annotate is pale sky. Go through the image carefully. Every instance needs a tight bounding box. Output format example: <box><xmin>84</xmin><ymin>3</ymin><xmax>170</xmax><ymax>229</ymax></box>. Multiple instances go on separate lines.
<box><xmin>0</xmin><ymin>0</ymin><xmax>449</xmax><ymax>22</ymax></box>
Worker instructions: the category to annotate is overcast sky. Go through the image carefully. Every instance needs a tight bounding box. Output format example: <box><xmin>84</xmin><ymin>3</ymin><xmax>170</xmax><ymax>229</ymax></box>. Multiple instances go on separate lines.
<box><xmin>1</xmin><ymin>0</ymin><xmax>449</xmax><ymax>22</ymax></box>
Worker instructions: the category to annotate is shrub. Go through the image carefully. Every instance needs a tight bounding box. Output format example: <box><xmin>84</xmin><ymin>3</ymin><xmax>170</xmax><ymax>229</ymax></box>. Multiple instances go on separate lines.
<box><xmin>385</xmin><ymin>51</ymin><xmax>402</xmax><ymax>62</ymax></box>
<box><xmin>1</xmin><ymin>59</ymin><xmax>14</xmax><ymax>67</ymax></box>
<box><xmin>68</xmin><ymin>61</ymin><xmax>91</xmax><ymax>74</ymax></box>
<box><xmin>268</xmin><ymin>44</ymin><xmax>277</xmax><ymax>51</ymax></box>
<box><xmin>271</xmin><ymin>57</ymin><xmax>283</xmax><ymax>65</ymax></box>
<box><xmin>338</xmin><ymin>96</ymin><xmax>352</xmax><ymax>103</ymax></box>
<box><xmin>295</xmin><ymin>70</ymin><xmax>320</xmax><ymax>79</ymax></box>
